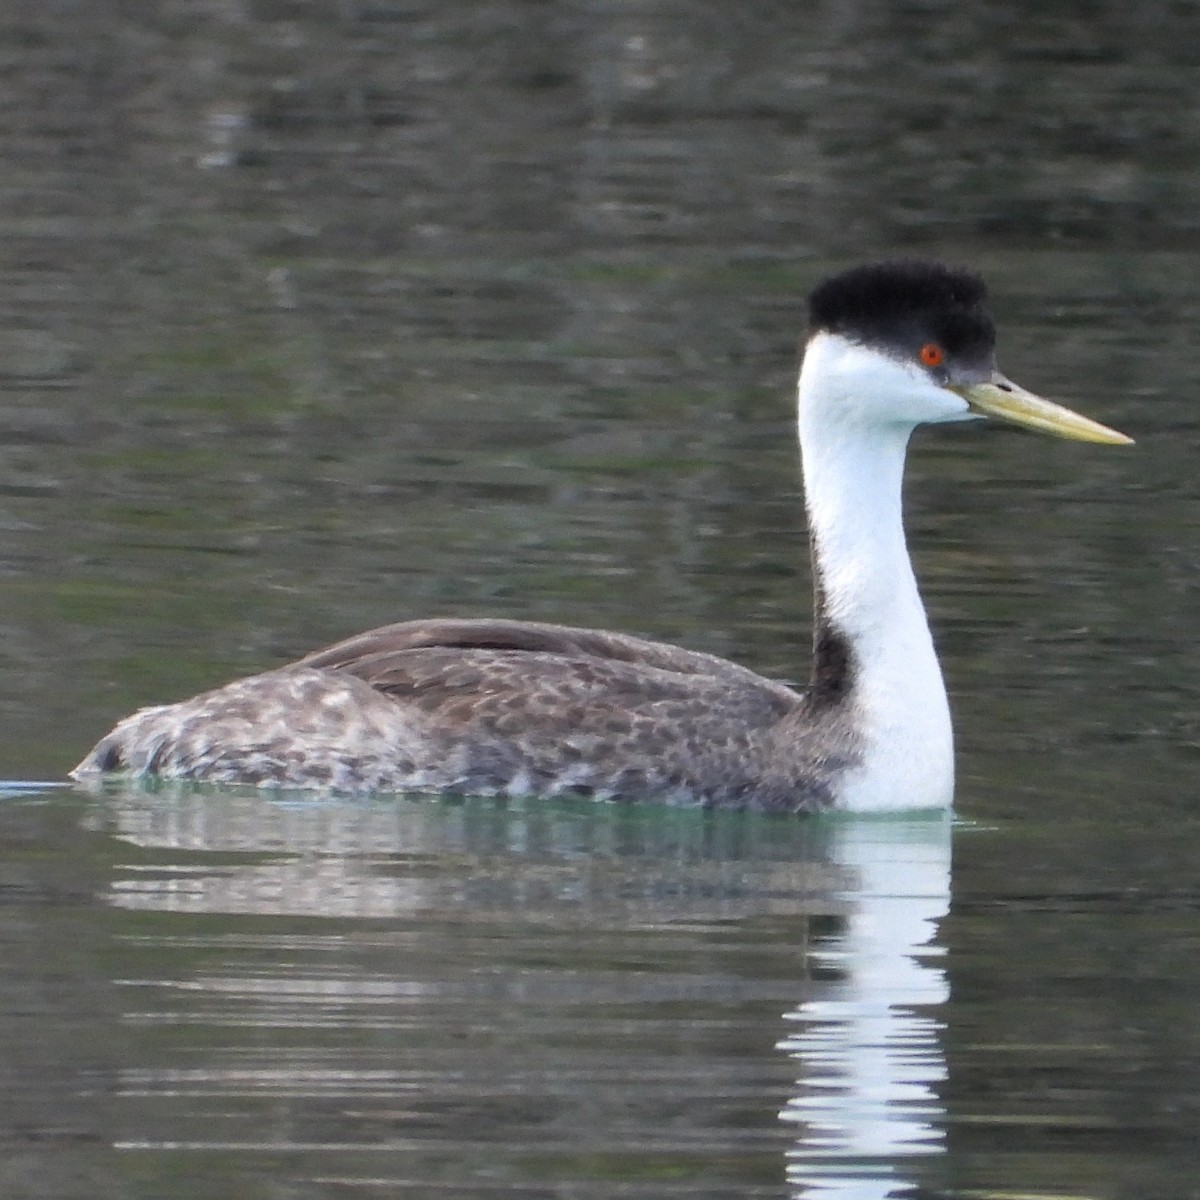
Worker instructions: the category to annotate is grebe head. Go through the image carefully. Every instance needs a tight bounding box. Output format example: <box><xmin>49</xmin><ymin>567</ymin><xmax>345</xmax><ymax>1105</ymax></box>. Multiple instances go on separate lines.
<box><xmin>800</xmin><ymin>260</ymin><xmax>1132</xmax><ymax>445</ymax></box>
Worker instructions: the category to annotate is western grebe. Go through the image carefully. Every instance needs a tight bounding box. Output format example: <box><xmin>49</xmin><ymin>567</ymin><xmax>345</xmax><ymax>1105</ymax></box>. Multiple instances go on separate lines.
<box><xmin>72</xmin><ymin>261</ymin><xmax>1130</xmax><ymax>811</ymax></box>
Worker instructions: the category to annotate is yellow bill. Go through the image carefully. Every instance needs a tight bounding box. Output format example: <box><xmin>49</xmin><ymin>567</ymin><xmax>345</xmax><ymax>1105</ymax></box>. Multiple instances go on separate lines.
<box><xmin>954</xmin><ymin>377</ymin><xmax>1133</xmax><ymax>445</ymax></box>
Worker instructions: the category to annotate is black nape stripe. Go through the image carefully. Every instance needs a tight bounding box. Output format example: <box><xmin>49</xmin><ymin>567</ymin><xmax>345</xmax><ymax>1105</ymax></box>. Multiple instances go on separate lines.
<box><xmin>807</xmin><ymin>625</ymin><xmax>853</xmax><ymax>709</ymax></box>
<box><xmin>805</xmin><ymin>531</ymin><xmax>855</xmax><ymax>710</ymax></box>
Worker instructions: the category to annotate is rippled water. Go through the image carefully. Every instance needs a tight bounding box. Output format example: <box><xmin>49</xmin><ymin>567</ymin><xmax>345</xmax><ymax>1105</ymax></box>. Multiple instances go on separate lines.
<box><xmin>6</xmin><ymin>785</ymin><xmax>1200</xmax><ymax>1198</ymax></box>
<box><xmin>2</xmin><ymin>2</ymin><xmax>1199</xmax><ymax>1197</ymax></box>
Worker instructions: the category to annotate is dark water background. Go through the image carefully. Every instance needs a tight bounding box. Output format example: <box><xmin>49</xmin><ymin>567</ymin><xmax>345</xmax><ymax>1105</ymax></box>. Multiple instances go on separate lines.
<box><xmin>1</xmin><ymin>2</ymin><xmax>1199</xmax><ymax>1197</ymax></box>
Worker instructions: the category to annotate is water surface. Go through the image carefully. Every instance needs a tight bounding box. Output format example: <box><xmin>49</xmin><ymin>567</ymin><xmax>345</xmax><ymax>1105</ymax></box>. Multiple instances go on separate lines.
<box><xmin>1</xmin><ymin>2</ymin><xmax>1198</xmax><ymax>1197</ymax></box>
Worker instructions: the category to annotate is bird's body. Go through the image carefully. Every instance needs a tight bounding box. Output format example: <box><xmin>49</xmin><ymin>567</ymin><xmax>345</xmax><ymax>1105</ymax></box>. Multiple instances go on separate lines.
<box><xmin>78</xmin><ymin>620</ymin><xmax>852</xmax><ymax>809</ymax></box>
<box><xmin>72</xmin><ymin>262</ymin><xmax>1130</xmax><ymax>812</ymax></box>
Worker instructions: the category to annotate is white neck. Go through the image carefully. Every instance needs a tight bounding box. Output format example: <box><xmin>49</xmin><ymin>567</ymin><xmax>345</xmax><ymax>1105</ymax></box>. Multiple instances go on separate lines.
<box><xmin>797</xmin><ymin>333</ymin><xmax>954</xmax><ymax>811</ymax></box>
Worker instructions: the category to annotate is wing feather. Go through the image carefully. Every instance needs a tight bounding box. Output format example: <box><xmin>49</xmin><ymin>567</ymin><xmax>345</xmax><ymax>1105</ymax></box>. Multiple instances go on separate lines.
<box><xmin>297</xmin><ymin>618</ymin><xmax>800</xmax><ymax>711</ymax></box>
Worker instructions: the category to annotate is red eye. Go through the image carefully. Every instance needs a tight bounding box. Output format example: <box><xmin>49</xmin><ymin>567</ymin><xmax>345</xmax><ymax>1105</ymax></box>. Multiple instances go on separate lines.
<box><xmin>919</xmin><ymin>343</ymin><xmax>944</xmax><ymax>368</ymax></box>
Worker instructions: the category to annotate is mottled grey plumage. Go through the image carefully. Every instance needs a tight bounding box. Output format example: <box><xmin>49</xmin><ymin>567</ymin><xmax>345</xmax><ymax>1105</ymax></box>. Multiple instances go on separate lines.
<box><xmin>73</xmin><ymin>619</ymin><xmax>858</xmax><ymax>811</ymax></box>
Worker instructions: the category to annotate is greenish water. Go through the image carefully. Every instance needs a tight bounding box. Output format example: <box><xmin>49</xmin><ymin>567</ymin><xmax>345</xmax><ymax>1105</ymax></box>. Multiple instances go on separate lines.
<box><xmin>2</xmin><ymin>2</ymin><xmax>1199</xmax><ymax>1197</ymax></box>
<box><xmin>3</xmin><ymin>787</ymin><xmax>1199</xmax><ymax>1199</ymax></box>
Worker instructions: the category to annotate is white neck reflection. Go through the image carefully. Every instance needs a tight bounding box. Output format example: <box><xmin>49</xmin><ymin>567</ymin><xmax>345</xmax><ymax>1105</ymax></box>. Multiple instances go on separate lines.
<box><xmin>779</xmin><ymin>814</ymin><xmax>952</xmax><ymax>1199</ymax></box>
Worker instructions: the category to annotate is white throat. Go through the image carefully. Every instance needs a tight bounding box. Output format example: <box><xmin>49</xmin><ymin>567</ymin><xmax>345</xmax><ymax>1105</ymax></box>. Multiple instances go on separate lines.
<box><xmin>797</xmin><ymin>333</ymin><xmax>955</xmax><ymax>811</ymax></box>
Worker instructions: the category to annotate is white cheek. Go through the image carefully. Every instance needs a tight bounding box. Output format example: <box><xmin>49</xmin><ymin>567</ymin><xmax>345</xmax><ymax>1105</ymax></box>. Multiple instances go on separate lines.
<box><xmin>915</xmin><ymin>380</ymin><xmax>973</xmax><ymax>425</ymax></box>
<box><xmin>801</xmin><ymin>335</ymin><xmax>973</xmax><ymax>431</ymax></box>
<box><xmin>875</xmin><ymin>359</ymin><xmax>973</xmax><ymax>427</ymax></box>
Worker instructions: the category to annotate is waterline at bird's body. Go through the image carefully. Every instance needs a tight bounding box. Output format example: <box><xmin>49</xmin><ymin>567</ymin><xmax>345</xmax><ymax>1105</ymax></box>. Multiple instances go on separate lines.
<box><xmin>72</xmin><ymin>261</ymin><xmax>1130</xmax><ymax>812</ymax></box>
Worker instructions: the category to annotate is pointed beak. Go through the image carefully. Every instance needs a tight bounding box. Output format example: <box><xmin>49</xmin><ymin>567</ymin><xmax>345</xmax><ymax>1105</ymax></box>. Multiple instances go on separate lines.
<box><xmin>952</xmin><ymin>375</ymin><xmax>1133</xmax><ymax>445</ymax></box>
